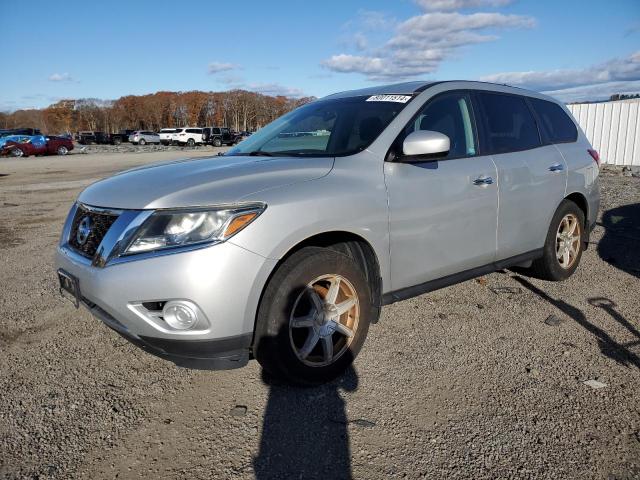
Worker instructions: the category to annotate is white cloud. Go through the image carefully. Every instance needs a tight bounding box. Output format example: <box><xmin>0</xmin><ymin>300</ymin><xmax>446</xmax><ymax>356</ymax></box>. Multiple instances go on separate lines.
<box><xmin>207</xmin><ymin>62</ymin><xmax>238</xmax><ymax>74</ymax></box>
<box><xmin>479</xmin><ymin>51</ymin><xmax>640</xmax><ymax>91</ymax></box>
<box><xmin>353</xmin><ymin>32</ymin><xmax>368</xmax><ymax>51</ymax></box>
<box><xmin>415</xmin><ymin>0</ymin><xmax>512</xmax><ymax>11</ymax></box>
<box><xmin>217</xmin><ymin>75</ymin><xmax>306</xmax><ymax>98</ymax></box>
<box><xmin>544</xmin><ymin>80</ymin><xmax>640</xmax><ymax>103</ymax></box>
<box><xmin>48</xmin><ymin>72</ymin><xmax>73</xmax><ymax>82</ymax></box>
<box><xmin>353</xmin><ymin>9</ymin><xmax>396</xmax><ymax>30</ymax></box>
<box><xmin>246</xmin><ymin>82</ymin><xmax>306</xmax><ymax>98</ymax></box>
<box><xmin>323</xmin><ymin>11</ymin><xmax>535</xmax><ymax>81</ymax></box>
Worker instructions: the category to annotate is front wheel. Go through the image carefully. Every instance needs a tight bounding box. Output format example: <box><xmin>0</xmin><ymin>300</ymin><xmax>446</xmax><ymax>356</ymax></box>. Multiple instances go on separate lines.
<box><xmin>57</xmin><ymin>146</ymin><xmax>68</xmax><ymax>155</ymax></box>
<box><xmin>254</xmin><ymin>247</ymin><xmax>372</xmax><ymax>386</ymax></box>
<box><xmin>529</xmin><ymin>199</ymin><xmax>585</xmax><ymax>281</ymax></box>
<box><xmin>10</xmin><ymin>148</ymin><xmax>24</xmax><ymax>157</ymax></box>
<box><xmin>139</xmin><ymin>139</ymin><xmax>146</xmax><ymax>145</ymax></box>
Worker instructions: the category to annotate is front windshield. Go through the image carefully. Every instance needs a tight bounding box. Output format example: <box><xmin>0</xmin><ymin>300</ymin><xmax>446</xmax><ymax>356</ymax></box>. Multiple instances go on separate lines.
<box><xmin>226</xmin><ymin>95</ymin><xmax>413</xmax><ymax>157</ymax></box>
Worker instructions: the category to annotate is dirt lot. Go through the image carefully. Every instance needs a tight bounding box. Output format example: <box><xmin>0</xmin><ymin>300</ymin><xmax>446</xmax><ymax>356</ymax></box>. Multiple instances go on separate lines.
<box><xmin>0</xmin><ymin>151</ymin><xmax>638</xmax><ymax>480</ymax></box>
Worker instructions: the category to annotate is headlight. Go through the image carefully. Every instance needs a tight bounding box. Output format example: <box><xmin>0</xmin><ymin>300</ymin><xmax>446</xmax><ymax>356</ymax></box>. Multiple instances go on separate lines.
<box><xmin>124</xmin><ymin>204</ymin><xmax>265</xmax><ymax>255</ymax></box>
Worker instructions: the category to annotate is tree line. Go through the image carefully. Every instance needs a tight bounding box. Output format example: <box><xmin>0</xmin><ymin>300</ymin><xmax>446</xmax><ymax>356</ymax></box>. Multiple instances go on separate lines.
<box><xmin>0</xmin><ymin>90</ymin><xmax>315</xmax><ymax>134</ymax></box>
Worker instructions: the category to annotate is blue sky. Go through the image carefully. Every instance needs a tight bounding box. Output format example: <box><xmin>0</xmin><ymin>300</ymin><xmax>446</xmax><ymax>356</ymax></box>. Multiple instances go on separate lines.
<box><xmin>1</xmin><ymin>0</ymin><xmax>639</xmax><ymax>110</ymax></box>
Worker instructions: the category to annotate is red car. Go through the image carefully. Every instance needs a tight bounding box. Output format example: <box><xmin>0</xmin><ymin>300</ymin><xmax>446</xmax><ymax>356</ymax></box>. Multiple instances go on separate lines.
<box><xmin>1</xmin><ymin>135</ymin><xmax>74</xmax><ymax>157</ymax></box>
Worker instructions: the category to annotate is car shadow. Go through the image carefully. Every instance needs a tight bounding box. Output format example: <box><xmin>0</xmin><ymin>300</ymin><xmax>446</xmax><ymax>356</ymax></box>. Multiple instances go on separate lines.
<box><xmin>253</xmin><ymin>365</ymin><xmax>358</xmax><ymax>479</ymax></box>
<box><xmin>512</xmin><ymin>276</ymin><xmax>640</xmax><ymax>369</ymax></box>
<box><xmin>597</xmin><ymin>202</ymin><xmax>640</xmax><ymax>278</ymax></box>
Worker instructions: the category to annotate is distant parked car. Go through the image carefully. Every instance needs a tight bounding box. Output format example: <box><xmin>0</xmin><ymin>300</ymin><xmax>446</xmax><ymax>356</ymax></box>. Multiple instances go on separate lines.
<box><xmin>159</xmin><ymin>128</ymin><xmax>179</xmax><ymax>145</ymax></box>
<box><xmin>234</xmin><ymin>131</ymin><xmax>253</xmax><ymax>143</ymax></box>
<box><xmin>110</xmin><ymin>129</ymin><xmax>136</xmax><ymax>145</ymax></box>
<box><xmin>0</xmin><ymin>134</ymin><xmax>73</xmax><ymax>157</ymax></box>
<box><xmin>0</xmin><ymin>128</ymin><xmax>42</xmax><ymax>138</ymax></box>
<box><xmin>93</xmin><ymin>132</ymin><xmax>114</xmax><ymax>144</ymax></box>
<box><xmin>77</xmin><ymin>131</ymin><xmax>97</xmax><ymax>145</ymax></box>
<box><xmin>129</xmin><ymin>131</ymin><xmax>160</xmax><ymax>145</ymax></box>
<box><xmin>45</xmin><ymin>136</ymin><xmax>74</xmax><ymax>155</ymax></box>
<box><xmin>202</xmin><ymin>127</ymin><xmax>235</xmax><ymax>147</ymax></box>
<box><xmin>175</xmin><ymin>127</ymin><xmax>204</xmax><ymax>147</ymax></box>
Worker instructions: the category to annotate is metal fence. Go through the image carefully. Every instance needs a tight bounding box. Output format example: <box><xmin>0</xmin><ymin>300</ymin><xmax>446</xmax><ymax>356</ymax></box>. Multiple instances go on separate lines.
<box><xmin>568</xmin><ymin>101</ymin><xmax>640</xmax><ymax>166</ymax></box>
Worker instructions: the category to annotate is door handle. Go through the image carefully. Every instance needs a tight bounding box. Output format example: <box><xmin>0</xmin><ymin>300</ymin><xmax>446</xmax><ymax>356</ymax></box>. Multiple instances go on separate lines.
<box><xmin>549</xmin><ymin>163</ymin><xmax>564</xmax><ymax>172</ymax></box>
<box><xmin>473</xmin><ymin>176</ymin><xmax>494</xmax><ymax>186</ymax></box>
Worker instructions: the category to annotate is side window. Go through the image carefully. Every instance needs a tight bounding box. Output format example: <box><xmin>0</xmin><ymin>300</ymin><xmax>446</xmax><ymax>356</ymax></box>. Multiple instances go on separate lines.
<box><xmin>212</xmin><ymin>128</ymin><xmax>221</xmax><ymax>134</ymax></box>
<box><xmin>402</xmin><ymin>92</ymin><xmax>476</xmax><ymax>159</ymax></box>
<box><xmin>529</xmin><ymin>98</ymin><xmax>577</xmax><ymax>144</ymax></box>
<box><xmin>476</xmin><ymin>92</ymin><xmax>541</xmax><ymax>154</ymax></box>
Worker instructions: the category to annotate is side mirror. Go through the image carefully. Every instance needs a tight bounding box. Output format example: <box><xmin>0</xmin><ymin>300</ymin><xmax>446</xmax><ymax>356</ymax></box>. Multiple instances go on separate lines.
<box><xmin>401</xmin><ymin>130</ymin><xmax>450</xmax><ymax>160</ymax></box>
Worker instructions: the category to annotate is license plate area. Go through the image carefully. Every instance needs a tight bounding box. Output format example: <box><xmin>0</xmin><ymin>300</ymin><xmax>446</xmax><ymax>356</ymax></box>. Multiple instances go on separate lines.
<box><xmin>57</xmin><ymin>269</ymin><xmax>81</xmax><ymax>308</ymax></box>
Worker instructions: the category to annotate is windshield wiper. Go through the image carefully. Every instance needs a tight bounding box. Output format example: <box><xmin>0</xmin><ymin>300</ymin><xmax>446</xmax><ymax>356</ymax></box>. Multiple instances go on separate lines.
<box><xmin>247</xmin><ymin>150</ymin><xmax>274</xmax><ymax>156</ymax></box>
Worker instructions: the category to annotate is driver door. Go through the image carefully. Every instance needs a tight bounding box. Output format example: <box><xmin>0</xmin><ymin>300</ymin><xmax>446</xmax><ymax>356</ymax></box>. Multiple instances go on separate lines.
<box><xmin>384</xmin><ymin>91</ymin><xmax>498</xmax><ymax>292</ymax></box>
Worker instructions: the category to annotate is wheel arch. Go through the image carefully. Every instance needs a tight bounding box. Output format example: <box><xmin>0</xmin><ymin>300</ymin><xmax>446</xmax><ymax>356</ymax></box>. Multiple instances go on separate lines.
<box><xmin>565</xmin><ymin>191</ymin><xmax>588</xmax><ymax>225</ymax></box>
<box><xmin>251</xmin><ymin>231</ymin><xmax>383</xmax><ymax>347</ymax></box>
<box><xmin>564</xmin><ymin>191</ymin><xmax>589</xmax><ymax>247</ymax></box>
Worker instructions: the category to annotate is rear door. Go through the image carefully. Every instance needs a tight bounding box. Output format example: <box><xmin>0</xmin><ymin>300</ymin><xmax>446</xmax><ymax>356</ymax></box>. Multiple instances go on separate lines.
<box><xmin>385</xmin><ymin>91</ymin><xmax>498</xmax><ymax>291</ymax></box>
<box><xmin>474</xmin><ymin>91</ymin><xmax>566</xmax><ymax>259</ymax></box>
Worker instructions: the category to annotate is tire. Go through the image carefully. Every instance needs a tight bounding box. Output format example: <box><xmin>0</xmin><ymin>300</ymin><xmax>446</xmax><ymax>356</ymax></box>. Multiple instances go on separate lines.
<box><xmin>10</xmin><ymin>148</ymin><xmax>24</xmax><ymax>157</ymax></box>
<box><xmin>528</xmin><ymin>199</ymin><xmax>585</xmax><ymax>281</ymax></box>
<box><xmin>213</xmin><ymin>138</ymin><xmax>222</xmax><ymax>147</ymax></box>
<box><xmin>113</xmin><ymin>137</ymin><xmax>122</xmax><ymax>145</ymax></box>
<box><xmin>139</xmin><ymin>139</ymin><xmax>146</xmax><ymax>145</ymax></box>
<box><xmin>253</xmin><ymin>247</ymin><xmax>372</xmax><ymax>386</ymax></box>
<box><xmin>187</xmin><ymin>138</ymin><xmax>196</xmax><ymax>147</ymax></box>
<box><xmin>56</xmin><ymin>146</ymin><xmax>68</xmax><ymax>155</ymax></box>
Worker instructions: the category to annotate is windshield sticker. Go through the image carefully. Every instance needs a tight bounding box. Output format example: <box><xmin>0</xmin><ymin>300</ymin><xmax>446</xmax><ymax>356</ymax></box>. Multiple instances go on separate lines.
<box><xmin>366</xmin><ymin>94</ymin><xmax>412</xmax><ymax>103</ymax></box>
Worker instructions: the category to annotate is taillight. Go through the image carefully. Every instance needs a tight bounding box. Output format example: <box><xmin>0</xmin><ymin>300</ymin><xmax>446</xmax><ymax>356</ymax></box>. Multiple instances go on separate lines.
<box><xmin>587</xmin><ymin>148</ymin><xmax>600</xmax><ymax>167</ymax></box>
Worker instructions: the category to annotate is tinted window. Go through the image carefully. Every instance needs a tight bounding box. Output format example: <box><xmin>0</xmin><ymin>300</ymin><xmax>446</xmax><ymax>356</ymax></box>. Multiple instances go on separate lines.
<box><xmin>212</xmin><ymin>128</ymin><xmax>221</xmax><ymax>134</ymax></box>
<box><xmin>186</xmin><ymin>128</ymin><xmax>202</xmax><ymax>134</ymax></box>
<box><xmin>477</xmin><ymin>92</ymin><xmax>541</xmax><ymax>154</ymax></box>
<box><xmin>529</xmin><ymin>98</ymin><xmax>577</xmax><ymax>143</ymax></box>
<box><xmin>401</xmin><ymin>92</ymin><xmax>476</xmax><ymax>159</ymax></box>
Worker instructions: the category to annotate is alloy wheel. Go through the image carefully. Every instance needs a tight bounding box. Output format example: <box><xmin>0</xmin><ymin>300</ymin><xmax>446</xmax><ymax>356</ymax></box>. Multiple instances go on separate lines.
<box><xmin>556</xmin><ymin>213</ymin><xmax>581</xmax><ymax>269</ymax></box>
<box><xmin>289</xmin><ymin>274</ymin><xmax>359</xmax><ymax>367</ymax></box>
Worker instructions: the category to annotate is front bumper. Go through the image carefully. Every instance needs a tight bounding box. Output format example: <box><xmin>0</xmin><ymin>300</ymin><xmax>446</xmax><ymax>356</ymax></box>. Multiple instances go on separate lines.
<box><xmin>56</xmin><ymin>236</ymin><xmax>277</xmax><ymax>369</ymax></box>
<box><xmin>82</xmin><ymin>298</ymin><xmax>252</xmax><ymax>369</ymax></box>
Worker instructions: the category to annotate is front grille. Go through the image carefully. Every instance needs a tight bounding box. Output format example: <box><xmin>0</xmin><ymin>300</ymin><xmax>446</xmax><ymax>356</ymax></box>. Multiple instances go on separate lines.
<box><xmin>68</xmin><ymin>205</ymin><xmax>119</xmax><ymax>258</ymax></box>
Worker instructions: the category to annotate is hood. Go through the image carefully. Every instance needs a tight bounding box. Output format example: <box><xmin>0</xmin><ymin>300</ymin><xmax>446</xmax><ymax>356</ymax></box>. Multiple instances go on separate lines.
<box><xmin>78</xmin><ymin>155</ymin><xmax>334</xmax><ymax>209</ymax></box>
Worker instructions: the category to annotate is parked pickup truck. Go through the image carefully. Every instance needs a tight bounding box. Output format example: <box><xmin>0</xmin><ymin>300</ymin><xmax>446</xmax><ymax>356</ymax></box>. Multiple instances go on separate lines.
<box><xmin>110</xmin><ymin>130</ymin><xmax>136</xmax><ymax>145</ymax></box>
<box><xmin>203</xmin><ymin>127</ymin><xmax>236</xmax><ymax>147</ymax></box>
<box><xmin>77</xmin><ymin>130</ymin><xmax>135</xmax><ymax>145</ymax></box>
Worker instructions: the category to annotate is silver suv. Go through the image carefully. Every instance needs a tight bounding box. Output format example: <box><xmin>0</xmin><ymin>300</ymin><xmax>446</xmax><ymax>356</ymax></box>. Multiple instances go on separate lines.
<box><xmin>56</xmin><ymin>81</ymin><xmax>600</xmax><ymax>385</ymax></box>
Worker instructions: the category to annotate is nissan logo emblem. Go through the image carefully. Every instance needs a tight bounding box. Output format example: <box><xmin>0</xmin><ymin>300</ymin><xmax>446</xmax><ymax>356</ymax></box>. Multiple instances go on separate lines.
<box><xmin>76</xmin><ymin>216</ymin><xmax>92</xmax><ymax>245</ymax></box>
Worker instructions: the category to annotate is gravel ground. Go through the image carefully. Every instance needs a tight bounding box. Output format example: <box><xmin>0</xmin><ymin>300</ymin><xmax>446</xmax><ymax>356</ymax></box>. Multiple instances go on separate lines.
<box><xmin>73</xmin><ymin>142</ymin><xmax>220</xmax><ymax>156</ymax></box>
<box><xmin>0</xmin><ymin>152</ymin><xmax>638</xmax><ymax>480</ymax></box>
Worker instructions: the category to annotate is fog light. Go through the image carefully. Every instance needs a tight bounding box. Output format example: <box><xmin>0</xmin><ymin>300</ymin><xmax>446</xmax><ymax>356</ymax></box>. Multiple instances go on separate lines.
<box><xmin>162</xmin><ymin>301</ymin><xmax>198</xmax><ymax>330</ymax></box>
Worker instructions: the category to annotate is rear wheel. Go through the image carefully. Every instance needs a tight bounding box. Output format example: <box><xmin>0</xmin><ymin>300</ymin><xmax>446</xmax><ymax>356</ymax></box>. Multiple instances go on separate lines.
<box><xmin>254</xmin><ymin>247</ymin><xmax>372</xmax><ymax>386</ymax></box>
<box><xmin>187</xmin><ymin>138</ymin><xmax>196</xmax><ymax>147</ymax></box>
<box><xmin>56</xmin><ymin>146</ymin><xmax>68</xmax><ymax>155</ymax></box>
<box><xmin>529</xmin><ymin>199</ymin><xmax>585</xmax><ymax>281</ymax></box>
<box><xmin>213</xmin><ymin>138</ymin><xmax>222</xmax><ymax>147</ymax></box>
<box><xmin>113</xmin><ymin>137</ymin><xmax>122</xmax><ymax>145</ymax></box>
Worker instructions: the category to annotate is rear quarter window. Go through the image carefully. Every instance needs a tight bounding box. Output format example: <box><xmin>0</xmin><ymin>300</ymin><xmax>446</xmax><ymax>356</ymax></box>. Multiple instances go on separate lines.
<box><xmin>476</xmin><ymin>92</ymin><xmax>541</xmax><ymax>154</ymax></box>
<box><xmin>529</xmin><ymin>98</ymin><xmax>578</xmax><ymax>144</ymax></box>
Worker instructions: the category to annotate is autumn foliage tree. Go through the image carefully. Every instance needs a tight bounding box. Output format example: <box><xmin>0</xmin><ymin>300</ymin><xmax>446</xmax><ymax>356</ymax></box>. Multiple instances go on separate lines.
<box><xmin>1</xmin><ymin>90</ymin><xmax>314</xmax><ymax>134</ymax></box>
